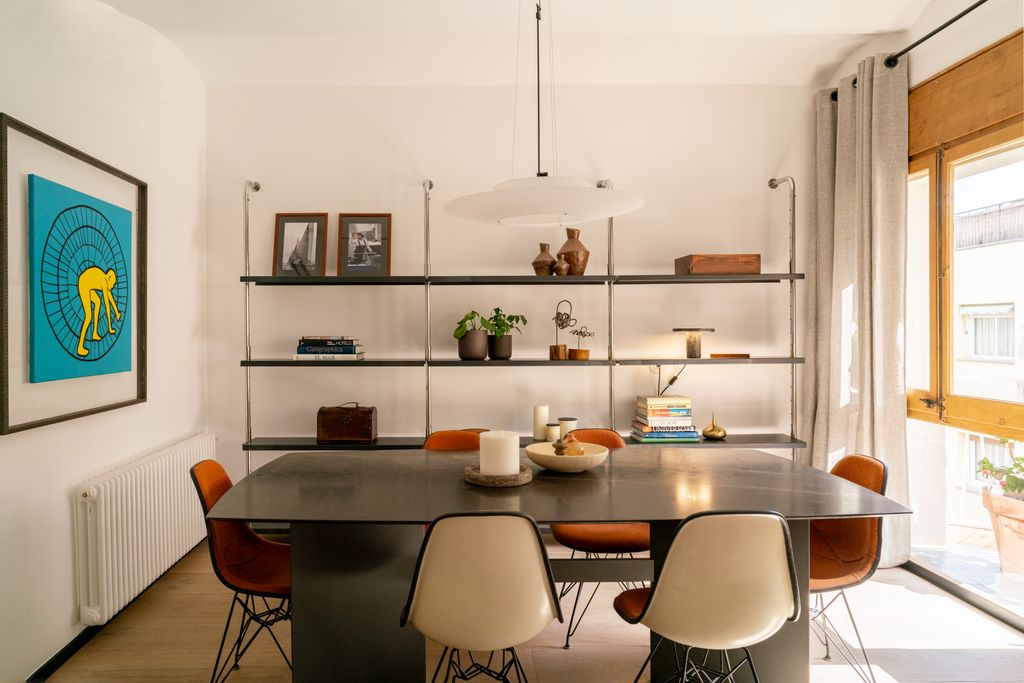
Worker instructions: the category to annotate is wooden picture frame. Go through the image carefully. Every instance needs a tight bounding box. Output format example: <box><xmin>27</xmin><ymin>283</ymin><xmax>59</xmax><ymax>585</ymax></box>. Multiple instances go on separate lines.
<box><xmin>0</xmin><ymin>113</ymin><xmax>148</xmax><ymax>434</ymax></box>
<box><xmin>272</xmin><ymin>212</ymin><xmax>328</xmax><ymax>277</ymax></box>
<box><xmin>338</xmin><ymin>213</ymin><xmax>392</xmax><ymax>277</ymax></box>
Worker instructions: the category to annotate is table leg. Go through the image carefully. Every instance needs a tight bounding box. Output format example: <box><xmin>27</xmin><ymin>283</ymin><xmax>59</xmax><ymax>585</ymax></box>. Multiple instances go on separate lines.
<box><xmin>649</xmin><ymin>519</ymin><xmax>810</xmax><ymax>683</ymax></box>
<box><xmin>291</xmin><ymin>523</ymin><xmax>425</xmax><ymax>682</ymax></box>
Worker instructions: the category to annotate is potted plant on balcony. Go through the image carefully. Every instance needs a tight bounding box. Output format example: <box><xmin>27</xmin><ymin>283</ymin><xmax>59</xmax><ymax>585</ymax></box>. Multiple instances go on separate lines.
<box><xmin>976</xmin><ymin>441</ymin><xmax>1024</xmax><ymax>573</ymax></box>
<box><xmin>481</xmin><ymin>307</ymin><xmax>527</xmax><ymax>360</ymax></box>
<box><xmin>453</xmin><ymin>310</ymin><xmax>487</xmax><ymax>360</ymax></box>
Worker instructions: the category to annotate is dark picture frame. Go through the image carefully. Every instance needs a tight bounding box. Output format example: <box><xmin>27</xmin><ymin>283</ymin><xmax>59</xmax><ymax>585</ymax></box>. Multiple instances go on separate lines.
<box><xmin>0</xmin><ymin>113</ymin><xmax>148</xmax><ymax>434</ymax></box>
<box><xmin>338</xmin><ymin>213</ymin><xmax>392</xmax><ymax>277</ymax></box>
<box><xmin>272</xmin><ymin>212</ymin><xmax>328</xmax><ymax>277</ymax></box>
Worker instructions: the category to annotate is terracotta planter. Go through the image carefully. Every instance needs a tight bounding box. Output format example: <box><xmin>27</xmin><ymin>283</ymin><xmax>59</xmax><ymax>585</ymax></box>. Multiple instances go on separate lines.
<box><xmin>487</xmin><ymin>334</ymin><xmax>512</xmax><ymax>360</ymax></box>
<box><xmin>457</xmin><ymin>329</ymin><xmax>488</xmax><ymax>361</ymax></box>
<box><xmin>982</xmin><ymin>487</ymin><xmax>1024</xmax><ymax>574</ymax></box>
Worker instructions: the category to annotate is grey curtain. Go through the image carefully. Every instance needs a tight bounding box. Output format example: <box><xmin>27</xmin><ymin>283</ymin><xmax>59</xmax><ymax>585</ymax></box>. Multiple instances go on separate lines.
<box><xmin>803</xmin><ymin>55</ymin><xmax>910</xmax><ymax>566</ymax></box>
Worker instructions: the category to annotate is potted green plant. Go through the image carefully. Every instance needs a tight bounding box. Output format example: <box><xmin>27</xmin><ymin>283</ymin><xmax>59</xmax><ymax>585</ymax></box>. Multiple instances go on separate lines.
<box><xmin>976</xmin><ymin>441</ymin><xmax>1024</xmax><ymax>573</ymax></box>
<box><xmin>481</xmin><ymin>307</ymin><xmax>527</xmax><ymax>360</ymax></box>
<box><xmin>453</xmin><ymin>310</ymin><xmax>487</xmax><ymax>360</ymax></box>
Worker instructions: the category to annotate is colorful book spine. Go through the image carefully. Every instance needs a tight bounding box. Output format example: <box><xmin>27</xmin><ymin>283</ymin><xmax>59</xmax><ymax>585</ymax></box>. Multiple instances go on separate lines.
<box><xmin>636</xmin><ymin>395</ymin><xmax>692</xmax><ymax>408</ymax></box>
<box><xmin>292</xmin><ymin>353</ymin><xmax>365</xmax><ymax>361</ymax></box>
<box><xmin>299</xmin><ymin>336</ymin><xmax>358</xmax><ymax>342</ymax></box>
<box><xmin>631</xmin><ymin>429</ymin><xmax>699</xmax><ymax>438</ymax></box>
<box><xmin>630</xmin><ymin>433</ymin><xmax>701</xmax><ymax>444</ymax></box>
<box><xmin>634</xmin><ymin>415</ymin><xmax>693</xmax><ymax>427</ymax></box>
<box><xmin>641</xmin><ymin>408</ymin><xmax>692</xmax><ymax>416</ymax></box>
<box><xmin>632</xmin><ymin>422</ymin><xmax>697</xmax><ymax>433</ymax></box>
<box><xmin>296</xmin><ymin>345</ymin><xmax>363</xmax><ymax>354</ymax></box>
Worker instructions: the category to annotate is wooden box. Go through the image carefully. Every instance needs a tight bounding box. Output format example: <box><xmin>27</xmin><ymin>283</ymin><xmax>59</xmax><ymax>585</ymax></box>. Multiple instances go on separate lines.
<box><xmin>674</xmin><ymin>254</ymin><xmax>761</xmax><ymax>275</ymax></box>
<box><xmin>316</xmin><ymin>404</ymin><xmax>378</xmax><ymax>444</ymax></box>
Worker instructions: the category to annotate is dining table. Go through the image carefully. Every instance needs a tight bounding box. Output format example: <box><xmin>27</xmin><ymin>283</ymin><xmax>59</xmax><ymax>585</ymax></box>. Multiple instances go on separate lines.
<box><xmin>208</xmin><ymin>446</ymin><xmax>911</xmax><ymax>682</ymax></box>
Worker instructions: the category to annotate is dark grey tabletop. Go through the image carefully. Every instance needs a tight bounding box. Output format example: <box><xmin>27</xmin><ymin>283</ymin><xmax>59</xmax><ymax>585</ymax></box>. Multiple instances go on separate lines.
<box><xmin>209</xmin><ymin>448</ymin><xmax>910</xmax><ymax>524</ymax></box>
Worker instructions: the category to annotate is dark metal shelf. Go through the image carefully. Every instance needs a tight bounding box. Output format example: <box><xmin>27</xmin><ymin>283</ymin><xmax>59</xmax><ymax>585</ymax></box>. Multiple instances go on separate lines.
<box><xmin>430</xmin><ymin>275</ymin><xmax>613</xmax><ymax>285</ymax></box>
<box><xmin>616</xmin><ymin>357</ymin><xmax>805</xmax><ymax>365</ymax></box>
<box><xmin>240</xmin><ymin>273</ymin><xmax>804</xmax><ymax>286</ymax></box>
<box><xmin>245</xmin><ymin>435</ymin><xmax>544</xmax><ymax>451</ymax></box>
<box><xmin>628</xmin><ymin>433</ymin><xmax>806</xmax><ymax>449</ymax></box>
<box><xmin>243</xmin><ymin>433</ymin><xmax>805</xmax><ymax>451</ymax></box>
<box><xmin>615</xmin><ymin>273</ymin><xmax>805</xmax><ymax>284</ymax></box>
<box><xmin>241</xmin><ymin>276</ymin><xmax>426</xmax><ymax>286</ymax></box>
<box><xmin>429</xmin><ymin>358</ymin><xmax>613</xmax><ymax>367</ymax></box>
<box><xmin>242</xmin><ymin>359</ymin><xmax>425</xmax><ymax>367</ymax></box>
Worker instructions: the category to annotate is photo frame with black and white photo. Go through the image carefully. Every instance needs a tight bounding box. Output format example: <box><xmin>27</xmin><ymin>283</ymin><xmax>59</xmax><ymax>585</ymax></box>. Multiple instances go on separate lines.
<box><xmin>338</xmin><ymin>213</ymin><xmax>391</xmax><ymax>277</ymax></box>
<box><xmin>273</xmin><ymin>213</ymin><xmax>328</xmax><ymax>277</ymax></box>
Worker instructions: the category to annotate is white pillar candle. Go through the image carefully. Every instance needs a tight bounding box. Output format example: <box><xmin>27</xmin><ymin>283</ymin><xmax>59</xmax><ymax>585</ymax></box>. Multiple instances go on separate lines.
<box><xmin>532</xmin><ymin>405</ymin><xmax>549</xmax><ymax>440</ymax></box>
<box><xmin>544</xmin><ymin>423</ymin><xmax>560</xmax><ymax>443</ymax></box>
<box><xmin>558</xmin><ymin>417</ymin><xmax>578</xmax><ymax>439</ymax></box>
<box><xmin>479</xmin><ymin>431</ymin><xmax>520</xmax><ymax>476</ymax></box>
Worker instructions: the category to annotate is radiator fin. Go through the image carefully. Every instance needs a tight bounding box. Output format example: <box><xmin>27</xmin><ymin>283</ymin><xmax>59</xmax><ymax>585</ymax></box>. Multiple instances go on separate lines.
<box><xmin>75</xmin><ymin>434</ymin><xmax>215</xmax><ymax>625</ymax></box>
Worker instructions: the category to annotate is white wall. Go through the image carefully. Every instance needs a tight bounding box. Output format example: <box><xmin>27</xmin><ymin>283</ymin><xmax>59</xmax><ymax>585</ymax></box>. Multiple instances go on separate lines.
<box><xmin>207</xmin><ymin>83</ymin><xmax>813</xmax><ymax>481</ymax></box>
<box><xmin>0</xmin><ymin>0</ymin><xmax>206</xmax><ymax>678</ymax></box>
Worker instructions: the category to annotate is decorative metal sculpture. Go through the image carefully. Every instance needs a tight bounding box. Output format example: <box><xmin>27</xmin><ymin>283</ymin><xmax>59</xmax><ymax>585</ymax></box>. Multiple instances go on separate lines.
<box><xmin>550</xmin><ymin>299</ymin><xmax>577</xmax><ymax>360</ymax></box>
<box><xmin>568</xmin><ymin>325</ymin><xmax>596</xmax><ymax>361</ymax></box>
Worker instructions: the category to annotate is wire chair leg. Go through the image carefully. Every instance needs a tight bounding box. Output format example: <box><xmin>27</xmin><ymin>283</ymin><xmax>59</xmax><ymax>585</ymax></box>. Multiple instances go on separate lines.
<box><xmin>633</xmin><ymin>635</ymin><xmax>663</xmax><ymax>683</ymax></box>
<box><xmin>431</xmin><ymin>646</ymin><xmax>450</xmax><ymax>683</ymax></box>
<box><xmin>744</xmin><ymin>648</ymin><xmax>761</xmax><ymax>683</ymax></box>
<box><xmin>562</xmin><ymin>579</ymin><xmax>601</xmax><ymax>649</ymax></box>
<box><xmin>210</xmin><ymin>593</ymin><xmax>239</xmax><ymax>683</ymax></box>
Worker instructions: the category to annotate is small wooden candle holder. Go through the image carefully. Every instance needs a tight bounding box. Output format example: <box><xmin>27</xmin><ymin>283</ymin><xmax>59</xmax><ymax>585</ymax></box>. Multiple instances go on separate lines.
<box><xmin>549</xmin><ymin>344</ymin><xmax>568</xmax><ymax>360</ymax></box>
<box><xmin>568</xmin><ymin>348</ymin><xmax>590</xmax><ymax>361</ymax></box>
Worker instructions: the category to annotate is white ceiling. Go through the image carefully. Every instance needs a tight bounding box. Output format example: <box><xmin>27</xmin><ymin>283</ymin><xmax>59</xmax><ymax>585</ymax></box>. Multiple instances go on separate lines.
<box><xmin>99</xmin><ymin>0</ymin><xmax>933</xmax><ymax>86</ymax></box>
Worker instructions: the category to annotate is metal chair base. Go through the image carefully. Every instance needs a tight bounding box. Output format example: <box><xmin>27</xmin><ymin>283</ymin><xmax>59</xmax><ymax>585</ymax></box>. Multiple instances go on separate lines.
<box><xmin>210</xmin><ymin>592</ymin><xmax>291</xmax><ymax>683</ymax></box>
<box><xmin>559</xmin><ymin>550</ymin><xmax>646</xmax><ymax>648</ymax></box>
<box><xmin>430</xmin><ymin>647</ymin><xmax>528</xmax><ymax>683</ymax></box>
<box><xmin>810</xmin><ymin>590</ymin><xmax>876</xmax><ymax>683</ymax></box>
<box><xmin>632</xmin><ymin>636</ymin><xmax>760</xmax><ymax>683</ymax></box>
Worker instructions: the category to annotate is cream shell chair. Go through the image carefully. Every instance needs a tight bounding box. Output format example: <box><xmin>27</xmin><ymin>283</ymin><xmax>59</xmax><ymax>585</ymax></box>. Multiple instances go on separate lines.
<box><xmin>401</xmin><ymin>513</ymin><xmax>563</xmax><ymax>683</ymax></box>
<box><xmin>615</xmin><ymin>511</ymin><xmax>799</xmax><ymax>683</ymax></box>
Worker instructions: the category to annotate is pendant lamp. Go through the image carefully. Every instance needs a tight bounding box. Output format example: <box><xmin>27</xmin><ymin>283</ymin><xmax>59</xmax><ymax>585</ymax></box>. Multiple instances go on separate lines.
<box><xmin>445</xmin><ymin>1</ymin><xmax>642</xmax><ymax>227</ymax></box>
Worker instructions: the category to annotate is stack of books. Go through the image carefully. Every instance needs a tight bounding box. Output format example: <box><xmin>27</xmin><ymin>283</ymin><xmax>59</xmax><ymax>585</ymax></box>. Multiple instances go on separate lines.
<box><xmin>631</xmin><ymin>395</ymin><xmax>700</xmax><ymax>444</ymax></box>
<box><xmin>293</xmin><ymin>336</ymin><xmax>365</xmax><ymax>361</ymax></box>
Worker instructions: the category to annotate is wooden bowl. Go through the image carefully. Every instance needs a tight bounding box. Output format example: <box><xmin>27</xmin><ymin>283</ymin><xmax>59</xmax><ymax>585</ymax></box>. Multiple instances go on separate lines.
<box><xmin>525</xmin><ymin>442</ymin><xmax>609</xmax><ymax>473</ymax></box>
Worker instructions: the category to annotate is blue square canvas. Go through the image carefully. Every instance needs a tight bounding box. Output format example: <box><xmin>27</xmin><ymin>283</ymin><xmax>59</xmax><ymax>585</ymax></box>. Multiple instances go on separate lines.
<box><xmin>28</xmin><ymin>175</ymin><xmax>132</xmax><ymax>382</ymax></box>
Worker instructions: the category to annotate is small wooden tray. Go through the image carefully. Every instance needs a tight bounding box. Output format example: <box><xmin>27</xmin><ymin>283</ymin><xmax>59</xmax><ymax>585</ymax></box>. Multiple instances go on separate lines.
<box><xmin>464</xmin><ymin>464</ymin><xmax>534</xmax><ymax>487</ymax></box>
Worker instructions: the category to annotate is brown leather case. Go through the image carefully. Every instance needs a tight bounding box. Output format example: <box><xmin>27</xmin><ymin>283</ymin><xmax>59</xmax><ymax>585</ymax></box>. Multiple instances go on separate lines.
<box><xmin>316</xmin><ymin>402</ymin><xmax>378</xmax><ymax>444</ymax></box>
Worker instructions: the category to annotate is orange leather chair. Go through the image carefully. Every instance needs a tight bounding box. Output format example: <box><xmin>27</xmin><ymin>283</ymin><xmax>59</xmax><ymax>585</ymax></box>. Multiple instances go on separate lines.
<box><xmin>810</xmin><ymin>454</ymin><xmax>887</xmax><ymax>683</ymax></box>
<box><xmin>423</xmin><ymin>430</ymin><xmax>484</xmax><ymax>451</ymax></box>
<box><xmin>549</xmin><ymin>428</ymin><xmax>648</xmax><ymax>648</ymax></box>
<box><xmin>190</xmin><ymin>460</ymin><xmax>291</xmax><ymax>682</ymax></box>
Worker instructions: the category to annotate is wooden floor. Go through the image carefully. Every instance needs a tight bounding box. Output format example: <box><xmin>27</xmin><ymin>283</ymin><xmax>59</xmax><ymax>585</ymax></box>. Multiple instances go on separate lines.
<box><xmin>50</xmin><ymin>539</ymin><xmax>1024</xmax><ymax>682</ymax></box>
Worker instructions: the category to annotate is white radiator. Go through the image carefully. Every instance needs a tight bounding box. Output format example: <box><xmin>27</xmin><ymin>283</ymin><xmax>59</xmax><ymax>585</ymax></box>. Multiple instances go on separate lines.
<box><xmin>74</xmin><ymin>433</ymin><xmax>215</xmax><ymax>625</ymax></box>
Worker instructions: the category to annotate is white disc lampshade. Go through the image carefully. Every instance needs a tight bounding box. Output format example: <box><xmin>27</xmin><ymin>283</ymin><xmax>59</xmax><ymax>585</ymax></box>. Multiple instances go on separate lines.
<box><xmin>445</xmin><ymin>176</ymin><xmax>644</xmax><ymax>227</ymax></box>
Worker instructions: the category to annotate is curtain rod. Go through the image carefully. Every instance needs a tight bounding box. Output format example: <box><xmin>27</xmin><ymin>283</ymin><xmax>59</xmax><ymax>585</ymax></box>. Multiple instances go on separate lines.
<box><xmin>829</xmin><ymin>0</ymin><xmax>992</xmax><ymax>101</ymax></box>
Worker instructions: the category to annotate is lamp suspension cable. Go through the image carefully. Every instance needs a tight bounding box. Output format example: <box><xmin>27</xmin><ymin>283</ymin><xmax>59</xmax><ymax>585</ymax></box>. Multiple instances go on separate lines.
<box><xmin>536</xmin><ymin>2</ymin><xmax>545</xmax><ymax>177</ymax></box>
<box><xmin>547</xmin><ymin>0</ymin><xmax>558</xmax><ymax>176</ymax></box>
<box><xmin>830</xmin><ymin>0</ymin><xmax>992</xmax><ymax>101</ymax></box>
<box><xmin>511</xmin><ymin>0</ymin><xmax>522</xmax><ymax>177</ymax></box>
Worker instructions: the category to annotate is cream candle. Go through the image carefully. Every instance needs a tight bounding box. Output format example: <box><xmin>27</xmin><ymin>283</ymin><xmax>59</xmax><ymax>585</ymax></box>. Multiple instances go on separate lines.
<box><xmin>479</xmin><ymin>430</ymin><xmax>520</xmax><ymax>476</ymax></box>
<box><xmin>532</xmin><ymin>405</ymin><xmax>549</xmax><ymax>440</ymax></box>
<box><xmin>544</xmin><ymin>423</ymin><xmax>560</xmax><ymax>442</ymax></box>
<box><xmin>558</xmin><ymin>417</ymin><xmax>578</xmax><ymax>439</ymax></box>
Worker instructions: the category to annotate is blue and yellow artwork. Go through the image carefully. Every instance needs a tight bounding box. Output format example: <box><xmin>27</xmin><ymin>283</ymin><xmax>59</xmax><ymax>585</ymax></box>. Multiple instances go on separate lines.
<box><xmin>28</xmin><ymin>175</ymin><xmax>132</xmax><ymax>382</ymax></box>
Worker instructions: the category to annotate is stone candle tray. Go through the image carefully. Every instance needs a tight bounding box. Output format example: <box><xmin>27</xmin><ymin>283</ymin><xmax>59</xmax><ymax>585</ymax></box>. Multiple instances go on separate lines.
<box><xmin>464</xmin><ymin>464</ymin><xmax>534</xmax><ymax>488</ymax></box>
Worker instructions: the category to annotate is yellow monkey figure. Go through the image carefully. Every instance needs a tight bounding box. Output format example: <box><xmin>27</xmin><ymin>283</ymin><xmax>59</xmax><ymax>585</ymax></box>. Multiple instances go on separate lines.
<box><xmin>76</xmin><ymin>266</ymin><xmax>121</xmax><ymax>357</ymax></box>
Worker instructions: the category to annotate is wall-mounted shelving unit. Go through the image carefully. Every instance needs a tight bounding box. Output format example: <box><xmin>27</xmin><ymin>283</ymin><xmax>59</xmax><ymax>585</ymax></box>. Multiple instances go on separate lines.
<box><xmin>239</xmin><ymin>178</ymin><xmax>804</xmax><ymax>474</ymax></box>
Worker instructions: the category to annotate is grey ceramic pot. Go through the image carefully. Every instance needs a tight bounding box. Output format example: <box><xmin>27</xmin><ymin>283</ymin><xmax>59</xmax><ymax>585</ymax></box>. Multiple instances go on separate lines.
<box><xmin>457</xmin><ymin>329</ymin><xmax>488</xmax><ymax>360</ymax></box>
<box><xmin>487</xmin><ymin>334</ymin><xmax>512</xmax><ymax>360</ymax></box>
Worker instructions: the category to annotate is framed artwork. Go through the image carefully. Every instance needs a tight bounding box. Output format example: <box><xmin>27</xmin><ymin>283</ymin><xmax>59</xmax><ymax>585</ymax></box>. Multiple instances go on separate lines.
<box><xmin>1</xmin><ymin>113</ymin><xmax>147</xmax><ymax>434</ymax></box>
<box><xmin>273</xmin><ymin>212</ymin><xmax>328</xmax><ymax>277</ymax></box>
<box><xmin>338</xmin><ymin>213</ymin><xmax>391</xmax><ymax>277</ymax></box>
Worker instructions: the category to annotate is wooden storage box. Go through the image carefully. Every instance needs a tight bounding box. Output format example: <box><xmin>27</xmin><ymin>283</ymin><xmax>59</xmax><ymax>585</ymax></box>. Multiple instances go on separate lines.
<box><xmin>316</xmin><ymin>404</ymin><xmax>378</xmax><ymax>444</ymax></box>
<box><xmin>675</xmin><ymin>254</ymin><xmax>761</xmax><ymax>275</ymax></box>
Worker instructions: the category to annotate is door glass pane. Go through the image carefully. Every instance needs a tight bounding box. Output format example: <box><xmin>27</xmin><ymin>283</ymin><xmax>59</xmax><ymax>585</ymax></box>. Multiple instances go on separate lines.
<box><xmin>906</xmin><ymin>171</ymin><xmax>931</xmax><ymax>390</ymax></box>
<box><xmin>951</xmin><ymin>142</ymin><xmax>1024</xmax><ymax>401</ymax></box>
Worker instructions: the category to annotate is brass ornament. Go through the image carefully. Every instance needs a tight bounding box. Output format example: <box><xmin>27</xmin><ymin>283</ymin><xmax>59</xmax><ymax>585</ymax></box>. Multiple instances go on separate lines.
<box><xmin>702</xmin><ymin>412</ymin><xmax>727</xmax><ymax>440</ymax></box>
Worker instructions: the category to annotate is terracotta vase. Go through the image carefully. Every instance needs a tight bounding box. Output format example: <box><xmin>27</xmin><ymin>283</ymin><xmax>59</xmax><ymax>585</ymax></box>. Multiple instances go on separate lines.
<box><xmin>557</xmin><ymin>228</ymin><xmax>590</xmax><ymax>276</ymax></box>
<box><xmin>531</xmin><ymin>243</ymin><xmax>557</xmax><ymax>276</ymax></box>
<box><xmin>457</xmin><ymin>329</ymin><xmax>488</xmax><ymax>361</ymax></box>
<box><xmin>553</xmin><ymin>255</ymin><xmax>571</xmax><ymax>277</ymax></box>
